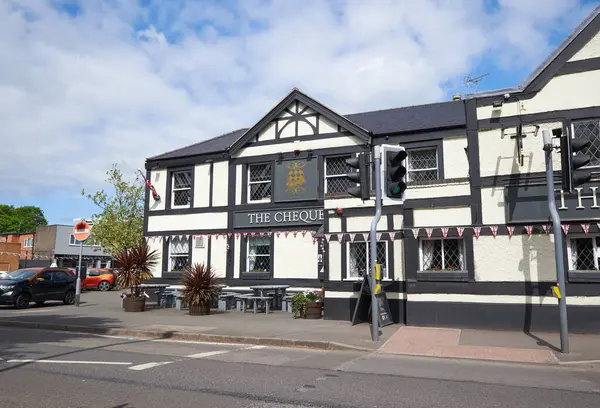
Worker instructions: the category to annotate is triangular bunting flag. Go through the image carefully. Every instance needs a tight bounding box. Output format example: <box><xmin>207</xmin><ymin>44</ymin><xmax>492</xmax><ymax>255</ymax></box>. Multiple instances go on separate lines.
<box><xmin>473</xmin><ymin>227</ymin><xmax>481</xmax><ymax>239</ymax></box>
<box><xmin>284</xmin><ymin>231</ymin><xmax>290</xmax><ymax>238</ymax></box>
<box><xmin>490</xmin><ymin>226</ymin><xmax>498</xmax><ymax>237</ymax></box>
<box><xmin>388</xmin><ymin>232</ymin><xmax>396</xmax><ymax>241</ymax></box>
<box><xmin>426</xmin><ymin>228</ymin><xmax>433</xmax><ymax>238</ymax></box>
<box><xmin>441</xmin><ymin>228</ymin><xmax>449</xmax><ymax>238</ymax></box>
<box><xmin>349</xmin><ymin>233</ymin><xmax>356</xmax><ymax>242</ymax></box>
<box><xmin>324</xmin><ymin>234</ymin><xmax>331</xmax><ymax>242</ymax></box>
<box><xmin>411</xmin><ymin>228</ymin><xmax>420</xmax><ymax>239</ymax></box>
<box><xmin>227</xmin><ymin>232</ymin><xmax>233</xmax><ymax>238</ymax></box>
<box><xmin>362</xmin><ymin>233</ymin><xmax>369</xmax><ymax>241</ymax></box>
<box><xmin>376</xmin><ymin>232</ymin><xmax>382</xmax><ymax>241</ymax></box>
<box><xmin>542</xmin><ymin>224</ymin><xmax>550</xmax><ymax>234</ymax></box>
<box><xmin>562</xmin><ymin>224</ymin><xmax>570</xmax><ymax>235</ymax></box>
<box><xmin>582</xmin><ymin>223</ymin><xmax>590</xmax><ymax>234</ymax></box>
<box><xmin>301</xmin><ymin>231</ymin><xmax>307</xmax><ymax>237</ymax></box>
<box><xmin>507</xmin><ymin>226</ymin><xmax>515</xmax><ymax>237</ymax></box>
<box><xmin>275</xmin><ymin>231</ymin><xmax>281</xmax><ymax>237</ymax></box>
<box><xmin>235</xmin><ymin>233</ymin><xmax>241</xmax><ymax>239</ymax></box>
<box><xmin>292</xmin><ymin>231</ymin><xmax>298</xmax><ymax>238</ymax></box>
<box><xmin>456</xmin><ymin>227</ymin><xmax>465</xmax><ymax>237</ymax></box>
<box><xmin>525</xmin><ymin>225</ymin><xmax>533</xmax><ymax>237</ymax></box>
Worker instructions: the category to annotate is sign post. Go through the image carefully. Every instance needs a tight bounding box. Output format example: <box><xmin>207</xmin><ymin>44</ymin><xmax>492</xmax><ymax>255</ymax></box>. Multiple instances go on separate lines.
<box><xmin>369</xmin><ymin>145</ymin><xmax>382</xmax><ymax>342</ymax></box>
<box><xmin>73</xmin><ymin>220</ymin><xmax>90</xmax><ymax>307</ymax></box>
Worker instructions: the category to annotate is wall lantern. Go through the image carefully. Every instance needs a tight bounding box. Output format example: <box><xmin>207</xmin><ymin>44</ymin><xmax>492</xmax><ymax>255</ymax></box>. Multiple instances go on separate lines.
<box><xmin>336</xmin><ymin>208</ymin><xmax>344</xmax><ymax>216</ymax></box>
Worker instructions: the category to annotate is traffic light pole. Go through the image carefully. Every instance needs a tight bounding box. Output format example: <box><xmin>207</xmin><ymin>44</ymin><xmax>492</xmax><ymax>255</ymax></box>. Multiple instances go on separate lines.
<box><xmin>369</xmin><ymin>145</ymin><xmax>382</xmax><ymax>342</ymax></box>
<box><xmin>542</xmin><ymin>129</ymin><xmax>569</xmax><ymax>353</ymax></box>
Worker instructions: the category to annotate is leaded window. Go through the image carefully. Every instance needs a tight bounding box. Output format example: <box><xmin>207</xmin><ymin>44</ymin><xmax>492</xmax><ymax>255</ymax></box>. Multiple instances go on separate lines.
<box><xmin>248</xmin><ymin>163</ymin><xmax>272</xmax><ymax>202</ymax></box>
<box><xmin>347</xmin><ymin>241</ymin><xmax>387</xmax><ymax>279</ymax></box>
<box><xmin>169</xmin><ymin>236</ymin><xmax>189</xmax><ymax>272</ymax></box>
<box><xmin>407</xmin><ymin>148</ymin><xmax>438</xmax><ymax>183</ymax></box>
<box><xmin>325</xmin><ymin>155</ymin><xmax>352</xmax><ymax>194</ymax></box>
<box><xmin>568</xmin><ymin>236</ymin><xmax>600</xmax><ymax>271</ymax></box>
<box><xmin>171</xmin><ymin>170</ymin><xmax>192</xmax><ymax>208</ymax></box>
<box><xmin>420</xmin><ymin>238</ymin><xmax>464</xmax><ymax>271</ymax></box>
<box><xmin>573</xmin><ymin>119</ymin><xmax>600</xmax><ymax>168</ymax></box>
<box><xmin>247</xmin><ymin>236</ymin><xmax>271</xmax><ymax>272</ymax></box>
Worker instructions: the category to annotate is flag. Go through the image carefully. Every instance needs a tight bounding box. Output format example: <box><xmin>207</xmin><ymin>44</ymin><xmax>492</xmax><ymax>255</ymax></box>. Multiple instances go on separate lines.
<box><xmin>473</xmin><ymin>227</ymin><xmax>481</xmax><ymax>239</ymax></box>
<box><xmin>411</xmin><ymin>228</ymin><xmax>420</xmax><ymax>239</ymax></box>
<box><xmin>324</xmin><ymin>234</ymin><xmax>331</xmax><ymax>242</ymax></box>
<box><xmin>525</xmin><ymin>225</ymin><xmax>533</xmax><ymax>236</ymax></box>
<box><xmin>349</xmin><ymin>233</ymin><xmax>356</xmax><ymax>242</ymax></box>
<box><xmin>441</xmin><ymin>228</ymin><xmax>449</xmax><ymax>238</ymax></box>
<box><xmin>456</xmin><ymin>227</ymin><xmax>465</xmax><ymax>237</ymax></box>
<box><xmin>426</xmin><ymin>228</ymin><xmax>433</xmax><ymax>238</ymax></box>
<box><xmin>490</xmin><ymin>226</ymin><xmax>498</xmax><ymax>237</ymax></box>
<box><xmin>582</xmin><ymin>223</ymin><xmax>590</xmax><ymax>234</ymax></box>
<box><xmin>376</xmin><ymin>232</ymin><xmax>382</xmax><ymax>241</ymax></box>
<box><xmin>562</xmin><ymin>224</ymin><xmax>570</xmax><ymax>235</ymax></box>
<box><xmin>507</xmin><ymin>226</ymin><xmax>515</xmax><ymax>237</ymax></box>
<box><xmin>542</xmin><ymin>224</ymin><xmax>550</xmax><ymax>234</ymax></box>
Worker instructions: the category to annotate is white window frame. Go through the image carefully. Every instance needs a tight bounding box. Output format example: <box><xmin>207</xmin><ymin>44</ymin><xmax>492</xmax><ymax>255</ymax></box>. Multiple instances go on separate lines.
<box><xmin>246</xmin><ymin>235</ymin><xmax>271</xmax><ymax>272</ymax></box>
<box><xmin>168</xmin><ymin>236</ymin><xmax>190</xmax><ymax>272</ymax></box>
<box><xmin>572</xmin><ymin>119</ymin><xmax>600</xmax><ymax>169</ymax></box>
<box><xmin>345</xmin><ymin>240</ymin><xmax>389</xmax><ymax>281</ymax></box>
<box><xmin>195</xmin><ymin>236</ymin><xmax>205</xmax><ymax>249</ymax></box>
<box><xmin>23</xmin><ymin>238</ymin><xmax>33</xmax><ymax>248</ymax></box>
<box><xmin>406</xmin><ymin>148</ymin><xmax>439</xmax><ymax>183</ymax></box>
<box><xmin>69</xmin><ymin>234</ymin><xmax>99</xmax><ymax>247</ymax></box>
<box><xmin>324</xmin><ymin>154</ymin><xmax>353</xmax><ymax>195</ymax></box>
<box><xmin>171</xmin><ymin>170</ymin><xmax>193</xmax><ymax>209</ymax></box>
<box><xmin>247</xmin><ymin>163</ymin><xmax>272</xmax><ymax>203</ymax></box>
<box><xmin>418</xmin><ymin>238</ymin><xmax>466</xmax><ymax>271</ymax></box>
<box><xmin>567</xmin><ymin>234</ymin><xmax>600</xmax><ymax>271</ymax></box>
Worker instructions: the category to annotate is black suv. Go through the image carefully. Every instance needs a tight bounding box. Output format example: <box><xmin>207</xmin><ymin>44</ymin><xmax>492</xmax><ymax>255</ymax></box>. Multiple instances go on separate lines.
<box><xmin>0</xmin><ymin>268</ymin><xmax>77</xmax><ymax>309</ymax></box>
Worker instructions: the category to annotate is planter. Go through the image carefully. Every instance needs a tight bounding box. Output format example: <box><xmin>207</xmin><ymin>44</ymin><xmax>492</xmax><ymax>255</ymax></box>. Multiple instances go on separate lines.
<box><xmin>189</xmin><ymin>302</ymin><xmax>211</xmax><ymax>316</ymax></box>
<box><xmin>305</xmin><ymin>301</ymin><xmax>322</xmax><ymax>319</ymax></box>
<box><xmin>123</xmin><ymin>296</ymin><xmax>146</xmax><ymax>312</ymax></box>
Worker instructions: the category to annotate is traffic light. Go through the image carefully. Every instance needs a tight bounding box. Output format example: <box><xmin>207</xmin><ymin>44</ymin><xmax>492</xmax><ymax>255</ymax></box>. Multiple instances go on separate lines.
<box><xmin>345</xmin><ymin>153</ymin><xmax>370</xmax><ymax>201</ymax></box>
<box><xmin>381</xmin><ymin>144</ymin><xmax>407</xmax><ymax>202</ymax></box>
<box><xmin>560</xmin><ymin>128</ymin><xmax>592</xmax><ymax>192</ymax></box>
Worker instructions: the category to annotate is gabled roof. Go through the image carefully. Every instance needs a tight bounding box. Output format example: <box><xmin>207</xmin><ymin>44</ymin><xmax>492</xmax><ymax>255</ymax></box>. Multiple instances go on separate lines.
<box><xmin>466</xmin><ymin>5</ymin><xmax>600</xmax><ymax>99</ymax></box>
<box><xmin>227</xmin><ymin>88</ymin><xmax>372</xmax><ymax>155</ymax></box>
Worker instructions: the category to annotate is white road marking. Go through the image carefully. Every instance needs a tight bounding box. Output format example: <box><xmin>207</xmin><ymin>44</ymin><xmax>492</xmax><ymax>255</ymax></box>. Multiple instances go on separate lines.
<box><xmin>128</xmin><ymin>361</ymin><xmax>173</xmax><ymax>371</ymax></box>
<box><xmin>186</xmin><ymin>350</ymin><xmax>231</xmax><ymax>359</ymax></box>
<box><xmin>244</xmin><ymin>345</ymin><xmax>267</xmax><ymax>350</ymax></box>
<box><xmin>5</xmin><ymin>359</ymin><xmax>132</xmax><ymax>365</ymax></box>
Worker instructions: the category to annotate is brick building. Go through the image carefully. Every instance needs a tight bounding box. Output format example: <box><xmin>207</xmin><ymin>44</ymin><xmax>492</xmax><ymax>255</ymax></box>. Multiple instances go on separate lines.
<box><xmin>0</xmin><ymin>242</ymin><xmax>20</xmax><ymax>272</ymax></box>
<box><xmin>0</xmin><ymin>232</ymin><xmax>35</xmax><ymax>260</ymax></box>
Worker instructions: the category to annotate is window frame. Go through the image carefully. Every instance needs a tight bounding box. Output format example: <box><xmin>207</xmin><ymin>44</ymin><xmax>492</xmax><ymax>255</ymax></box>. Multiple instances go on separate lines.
<box><xmin>406</xmin><ymin>147</ymin><xmax>439</xmax><ymax>184</ymax></box>
<box><xmin>345</xmin><ymin>240</ymin><xmax>389</xmax><ymax>281</ymax></box>
<box><xmin>566</xmin><ymin>234</ymin><xmax>600</xmax><ymax>282</ymax></box>
<box><xmin>572</xmin><ymin>119</ymin><xmax>600</xmax><ymax>170</ymax></box>
<box><xmin>23</xmin><ymin>238</ymin><xmax>33</xmax><ymax>248</ymax></box>
<box><xmin>241</xmin><ymin>234</ymin><xmax>273</xmax><ymax>280</ymax></box>
<box><xmin>69</xmin><ymin>234</ymin><xmax>99</xmax><ymax>247</ymax></box>
<box><xmin>417</xmin><ymin>237</ymin><xmax>469</xmax><ymax>282</ymax></box>
<box><xmin>168</xmin><ymin>236</ymin><xmax>190</xmax><ymax>272</ymax></box>
<box><xmin>324</xmin><ymin>154</ymin><xmax>353</xmax><ymax>196</ymax></box>
<box><xmin>170</xmin><ymin>169</ymin><xmax>194</xmax><ymax>209</ymax></box>
<box><xmin>247</xmin><ymin>163</ymin><xmax>273</xmax><ymax>203</ymax></box>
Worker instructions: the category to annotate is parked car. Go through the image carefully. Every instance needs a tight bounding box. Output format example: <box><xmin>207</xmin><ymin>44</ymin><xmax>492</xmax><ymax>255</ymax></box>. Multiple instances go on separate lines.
<box><xmin>0</xmin><ymin>267</ymin><xmax>77</xmax><ymax>309</ymax></box>
<box><xmin>0</xmin><ymin>271</ymin><xmax>9</xmax><ymax>280</ymax></box>
<box><xmin>81</xmin><ymin>268</ymin><xmax>115</xmax><ymax>291</ymax></box>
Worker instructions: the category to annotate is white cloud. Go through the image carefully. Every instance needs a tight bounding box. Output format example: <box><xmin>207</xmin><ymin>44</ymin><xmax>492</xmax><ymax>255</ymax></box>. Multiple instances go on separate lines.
<box><xmin>0</xmin><ymin>0</ymin><xmax>588</xmax><ymax>198</ymax></box>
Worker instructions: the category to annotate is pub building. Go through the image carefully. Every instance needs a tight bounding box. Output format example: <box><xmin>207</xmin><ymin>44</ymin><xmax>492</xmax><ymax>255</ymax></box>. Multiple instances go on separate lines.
<box><xmin>144</xmin><ymin>6</ymin><xmax>600</xmax><ymax>332</ymax></box>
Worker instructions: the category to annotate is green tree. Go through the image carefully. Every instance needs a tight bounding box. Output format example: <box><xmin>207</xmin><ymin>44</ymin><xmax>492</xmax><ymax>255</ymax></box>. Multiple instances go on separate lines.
<box><xmin>0</xmin><ymin>204</ymin><xmax>48</xmax><ymax>233</ymax></box>
<box><xmin>82</xmin><ymin>163</ymin><xmax>145</xmax><ymax>256</ymax></box>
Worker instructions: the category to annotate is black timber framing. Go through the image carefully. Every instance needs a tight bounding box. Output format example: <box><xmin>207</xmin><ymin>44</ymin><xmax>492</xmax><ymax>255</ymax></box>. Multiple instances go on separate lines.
<box><xmin>226</xmin><ymin>162</ymin><xmax>237</xmax><ymax>279</ymax></box>
<box><xmin>246</xmin><ymin>131</ymin><xmax>362</xmax><ymax>148</ymax></box>
<box><xmin>208</xmin><ymin>162</ymin><xmax>214</xmax><ymax>207</ymax></box>
<box><xmin>340</xmin><ymin>216</ymin><xmax>348</xmax><ymax>280</ymax></box>
<box><xmin>465</xmin><ymin>98</ymin><xmax>482</xmax><ymax>225</ymax></box>
<box><xmin>146</xmin><ymin>152</ymin><xmax>227</xmax><ymax>172</ymax></box>
<box><xmin>557</xmin><ymin>57</ymin><xmax>600</xmax><ymax>76</ymax></box>
<box><xmin>478</xmin><ymin>106</ymin><xmax>600</xmax><ymax>130</ymax></box>
<box><xmin>143</xmin><ymin>170</ymin><xmax>151</xmax><ymax>235</ymax></box>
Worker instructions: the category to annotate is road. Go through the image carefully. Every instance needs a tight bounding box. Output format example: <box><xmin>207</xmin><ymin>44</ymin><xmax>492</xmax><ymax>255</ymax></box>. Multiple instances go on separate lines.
<box><xmin>0</xmin><ymin>327</ymin><xmax>599</xmax><ymax>408</ymax></box>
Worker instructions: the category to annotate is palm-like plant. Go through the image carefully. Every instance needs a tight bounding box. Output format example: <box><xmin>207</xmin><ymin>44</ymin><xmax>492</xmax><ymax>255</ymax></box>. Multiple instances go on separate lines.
<box><xmin>114</xmin><ymin>242</ymin><xmax>158</xmax><ymax>297</ymax></box>
<box><xmin>181</xmin><ymin>263</ymin><xmax>220</xmax><ymax>307</ymax></box>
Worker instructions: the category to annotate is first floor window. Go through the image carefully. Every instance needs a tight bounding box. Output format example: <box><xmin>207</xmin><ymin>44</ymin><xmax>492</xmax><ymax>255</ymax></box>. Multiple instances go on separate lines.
<box><xmin>169</xmin><ymin>236</ymin><xmax>189</xmax><ymax>272</ymax></box>
<box><xmin>347</xmin><ymin>241</ymin><xmax>388</xmax><ymax>279</ymax></box>
<box><xmin>325</xmin><ymin>155</ymin><xmax>352</xmax><ymax>195</ymax></box>
<box><xmin>171</xmin><ymin>170</ymin><xmax>193</xmax><ymax>208</ymax></box>
<box><xmin>248</xmin><ymin>163</ymin><xmax>272</xmax><ymax>202</ymax></box>
<box><xmin>420</xmin><ymin>238</ymin><xmax>465</xmax><ymax>271</ymax></box>
<box><xmin>568</xmin><ymin>236</ymin><xmax>600</xmax><ymax>271</ymax></box>
<box><xmin>573</xmin><ymin>119</ymin><xmax>600</xmax><ymax>168</ymax></box>
<box><xmin>23</xmin><ymin>238</ymin><xmax>33</xmax><ymax>248</ymax></box>
<box><xmin>247</xmin><ymin>236</ymin><xmax>271</xmax><ymax>272</ymax></box>
<box><xmin>407</xmin><ymin>148</ymin><xmax>438</xmax><ymax>183</ymax></box>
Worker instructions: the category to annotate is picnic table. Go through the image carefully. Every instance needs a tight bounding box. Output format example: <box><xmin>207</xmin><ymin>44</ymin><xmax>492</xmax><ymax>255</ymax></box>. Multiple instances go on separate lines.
<box><xmin>249</xmin><ymin>285</ymin><xmax>289</xmax><ymax>310</ymax></box>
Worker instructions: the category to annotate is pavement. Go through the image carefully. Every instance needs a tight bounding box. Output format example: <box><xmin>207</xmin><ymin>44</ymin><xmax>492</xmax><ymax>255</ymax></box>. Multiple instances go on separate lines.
<box><xmin>1</xmin><ymin>291</ymin><xmax>599</xmax><ymax>365</ymax></box>
<box><xmin>1</xmin><ymin>326</ymin><xmax>600</xmax><ymax>408</ymax></box>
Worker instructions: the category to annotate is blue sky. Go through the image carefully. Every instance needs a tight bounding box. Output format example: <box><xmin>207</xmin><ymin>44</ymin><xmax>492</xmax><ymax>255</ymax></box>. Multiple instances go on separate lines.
<box><xmin>0</xmin><ymin>0</ymin><xmax>597</xmax><ymax>225</ymax></box>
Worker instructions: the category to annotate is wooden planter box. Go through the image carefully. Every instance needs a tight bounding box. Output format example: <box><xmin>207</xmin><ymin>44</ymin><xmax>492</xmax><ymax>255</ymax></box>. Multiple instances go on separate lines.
<box><xmin>189</xmin><ymin>302</ymin><xmax>210</xmax><ymax>316</ymax></box>
<box><xmin>123</xmin><ymin>296</ymin><xmax>146</xmax><ymax>312</ymax></box>
<box><xmin>305</xmin><ymin>302</ymin><xmax>322</xmax><ymax>319</ymax></box>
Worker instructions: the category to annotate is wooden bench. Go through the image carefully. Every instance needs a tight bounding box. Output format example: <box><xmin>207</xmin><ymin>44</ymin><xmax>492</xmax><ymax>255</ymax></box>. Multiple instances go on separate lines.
<box><xmin>247</xmin><ymin>296</ymin><xmax>272</xmax><ymax>314</ymax></box>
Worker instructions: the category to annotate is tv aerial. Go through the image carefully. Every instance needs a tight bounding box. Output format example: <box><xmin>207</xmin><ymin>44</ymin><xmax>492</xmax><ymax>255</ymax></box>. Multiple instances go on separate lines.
<box><xmin>463</xmin><ymin>73</ymin><xmax>489</xmax><ymax>91</ymax></box>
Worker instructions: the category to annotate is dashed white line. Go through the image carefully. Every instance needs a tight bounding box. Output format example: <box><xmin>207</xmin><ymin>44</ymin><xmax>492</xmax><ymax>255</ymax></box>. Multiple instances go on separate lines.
<box><xmin>128</xmin><ymin>361</ymin><xmax>173</xmax><ymax>371</ymax></box>
<box><xmin>186</xmin><ymin>350</ymin><xmax>231</xmax><ymax>359</ymax></box>
<box><xmin>6</xmin><ymin>359</ymin><xmax>132</xmax><ymax>365</ymax></box>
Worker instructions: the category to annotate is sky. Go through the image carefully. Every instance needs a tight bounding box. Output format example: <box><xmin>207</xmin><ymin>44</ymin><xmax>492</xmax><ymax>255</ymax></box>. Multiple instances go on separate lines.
<box><xmin>0</xmin><ymin>0</ymin><xmax>597</xmax><ymax>225</ymax></box>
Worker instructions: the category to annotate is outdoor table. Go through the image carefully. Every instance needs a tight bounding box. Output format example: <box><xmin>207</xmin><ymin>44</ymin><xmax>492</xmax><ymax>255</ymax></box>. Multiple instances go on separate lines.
<box><xmin>140</xmin><ymin>284</ymin><xmax>170</xmax><ymax>308</ymax></box>
<box><xmin>249</xmin><ymin>285</ymin><xmax>289</xmax><ymax>310</ymax></box>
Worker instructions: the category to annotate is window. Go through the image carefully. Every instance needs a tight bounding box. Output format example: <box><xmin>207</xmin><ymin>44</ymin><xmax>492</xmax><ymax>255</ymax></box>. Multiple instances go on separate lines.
<box><xmin>23</xmin><ymin>238</ymin><xmax>33</xmax><ymax>248</ymax></box>
<box><xmin>195</xmin><ymin>236</ymin><xmax>205</xmax><ymax>248</ymax></box>
<box><xmin>248</xmin><ymin>163</ymin><xmax>272</xmax><ymax>202</ymax></box>
<box><xmin>573</xmin><ymin>119</ymin><xmax>600</xmax><ymax>168</ymax></box>
<box><xmin>168</xmin><ymin>236</ymin><xmax>189</xmax><ymax>272</ymax></box>
<box><xmin>53</xmin><ymin>271</ymin><xmax>68</xmax><ymax>281</ymax></box>
<box><xmin>325</xmin><ymin>155</ymin><xmax>352</xmax><ymax>195</ymax></box>
<box><xmin>407</xmin><ymin>148</ymin><xmax>438</xmax><ymax>183</ymax></box>
<box><xmin>247</xmin><ymin>236</ymin><xmax>271</xmax><ymax>272</ymax></box>
<box><xmin>568</xmin><ymin>236</ymin><xmax>600</xmax><ymax>271</ymax></box>
<box><xmin>420</xmin><ymin>238</ymin><xmax>465</xmax><ymax>271</ymax></box>
<box><xmin>171</xmin><ymin>170</ymin><xmax>193</xmax><ymax>208</ymax></box>
<box><xmin>347</xmin><ymin>241</ymin><xmax>388</xmax><ymax>279</ymax></box>
<box><xmin>69</xmin><ymin>234</ymin><xmax>99</xmax><ymax>247</ymax></box>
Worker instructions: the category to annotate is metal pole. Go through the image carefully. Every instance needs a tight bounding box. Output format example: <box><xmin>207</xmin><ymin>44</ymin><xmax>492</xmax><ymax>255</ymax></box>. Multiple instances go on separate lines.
<box><xmin>75</xmin><ymin>240</ymin><xmax>83</xmax><ymax>307</ymax></box>
<box><xmin>542</xmin><ymin>129</ymin><xmax>569</xmax><ymax>353</ymax></box>
<box><xmin>370</xmin><ymin>146</ymin><xmax>382</xmax><ymax>342</ymax></box>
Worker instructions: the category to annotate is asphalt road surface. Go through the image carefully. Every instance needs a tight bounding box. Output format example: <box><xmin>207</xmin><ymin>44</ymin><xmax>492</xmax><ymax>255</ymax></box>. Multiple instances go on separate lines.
<box><xmin>1</xmin><ymin>327</ymin><xmax>599</xmax><ymax>408</ymax></box>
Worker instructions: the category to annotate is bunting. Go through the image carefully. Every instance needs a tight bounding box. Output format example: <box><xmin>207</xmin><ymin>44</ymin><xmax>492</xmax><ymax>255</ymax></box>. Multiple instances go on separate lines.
<box><xmin>582</xmin><ymin>223</ymin><xmax>590</xmax><ymax>234</ymax></box>
<box><xmin>507</xmin><ymin>226</ymin><xmax>515</xmax><ymax>237</ymax></box>
<box><xmin>376</xmin><ymin>232</ymin><xmax>382</xmax><ymax>241</ymax></box>
<box><xmin>542</xmin><ymin>224</ymin><xmax>550</xmax><ymax>234</ymax></box>
<box><xmin>473</xmin><ymin>227</ymin><xmax>481</xmax><ymax>239</ymax></box>
<box><xmin>324</xmin><ymin>234</ymin><xmax>331</xmax><ymax>243</ymax></box>
<box><xmin>456</xmin><ymin>227</ymin><xmax>465</xmax><ymax>237</ymax></box>
<box><xmin>362</xmin><ymin>233</ymin><xmax>369</xmax><ymax>241</ymax></box>
<box><xmin>562</xmin><ymin>224</ymin><xmax>570</xmax><ymax>235</ymax></box>
<box><xmin>426</xmin><ymin>228</ymin><xmax>433</xmax><ymax>238</ymax></box>
<box><xmin>349</xmin><ymin>233</ymin><xmax>356</xmax><ymax>242</ymax></box>
<box><xmin>441</xmin><ymin>227</ymin><xmax>449</xmax><ymax>238</ymax></box>
<box><xmin>412</xmin><ymin>228</ymin><xmax>420</xmax><ymax>239</ymax></box>
<box><xmin>525</xmin><ymin>225</ymin><xmax>533</xmax><ymax>237</ymax></box>
<box><xmin>490</xmin><ymin>226</ymin><xmax>498</xmax><ymax>237</ymax></box>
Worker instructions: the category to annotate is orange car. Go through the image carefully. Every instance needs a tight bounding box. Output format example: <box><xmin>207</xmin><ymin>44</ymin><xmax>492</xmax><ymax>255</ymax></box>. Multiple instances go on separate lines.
<box><xmin>81</xmin><ymin>268</ymin><xmax>116</xmax><ymax>291</ymax></box>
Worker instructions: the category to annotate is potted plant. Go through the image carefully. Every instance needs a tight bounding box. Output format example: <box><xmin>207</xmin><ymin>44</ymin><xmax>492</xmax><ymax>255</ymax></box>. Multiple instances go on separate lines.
<box><xmin>115</xmin><ymin>243</ymin><xmax>158</xmax><ymax>312</ymax></box>
<box><xmin>181</xmin><ymin>263</ymin><xmax>220</xmax><ymax>316</ymax></box>
<box><xmin>292</xmin><ymin>289</ymin><xmax>324</xmax><ymax>319</ymax></box>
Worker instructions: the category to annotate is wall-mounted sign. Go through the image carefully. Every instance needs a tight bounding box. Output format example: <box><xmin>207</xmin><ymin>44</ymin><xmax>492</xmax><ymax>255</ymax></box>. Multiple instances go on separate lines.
<box><xmin>505</xmin><ymin>182</ymin><xmax>600</xmax><ymax>223</ymax></box>
<box><xmin>273</xmin><ymin>158</ymin><xmax>318</xmax><ymax>202</ymax></box>
<box><xmin>234</xmin><ymin>207</ymin><xmax>324</xmax><ymax>228</ymax></box>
